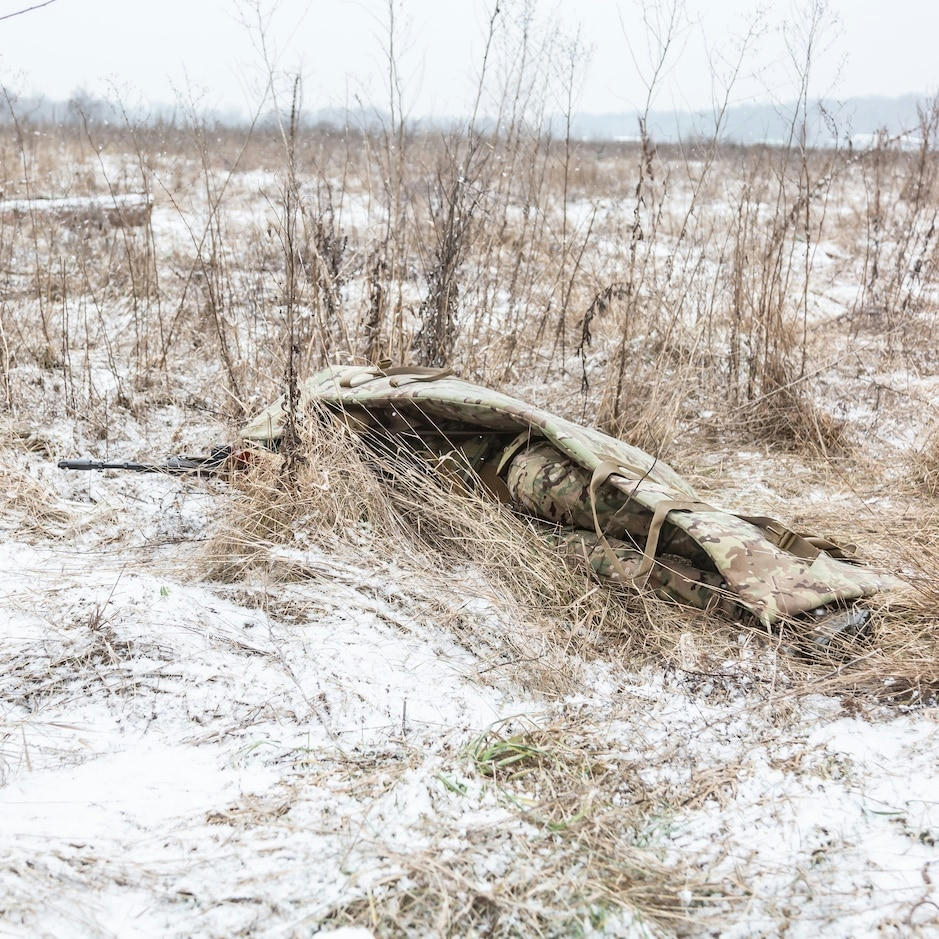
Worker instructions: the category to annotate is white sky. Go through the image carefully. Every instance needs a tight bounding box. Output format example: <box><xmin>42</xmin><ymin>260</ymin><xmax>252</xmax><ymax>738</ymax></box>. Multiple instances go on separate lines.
<box><xmin>1</xmin><ymin>0</ymin><xmax>937</xmax><ymax>117</ymax></box>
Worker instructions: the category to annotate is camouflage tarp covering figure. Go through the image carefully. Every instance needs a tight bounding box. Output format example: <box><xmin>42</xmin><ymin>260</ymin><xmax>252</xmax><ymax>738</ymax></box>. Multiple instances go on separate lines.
<box><xmin>243</xmin><ymin>364</ymin><xmax>898</xmax><ymax>630</ymax></box>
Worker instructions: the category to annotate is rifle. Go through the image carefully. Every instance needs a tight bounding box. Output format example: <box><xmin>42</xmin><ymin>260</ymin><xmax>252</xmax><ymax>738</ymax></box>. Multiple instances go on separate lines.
<box><xmin>58</xmin><ymin>445</ymin><xmax>234</xmax><ymax>478</ymax></box>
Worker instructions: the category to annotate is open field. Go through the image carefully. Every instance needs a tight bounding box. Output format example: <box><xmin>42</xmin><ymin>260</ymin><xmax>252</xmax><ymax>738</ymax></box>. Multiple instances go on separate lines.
<box><xmin>0</xmin><ymin>99</ymin><xmax>937</xmax><ymax>937</ymax></box>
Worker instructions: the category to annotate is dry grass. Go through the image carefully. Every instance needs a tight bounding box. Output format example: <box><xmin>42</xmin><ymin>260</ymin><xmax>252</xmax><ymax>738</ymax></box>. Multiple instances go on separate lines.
<box><xmin>912</xmin><ymin>423</ymin><xmax>939</xmax><ymax>499</ymax></box>
<box><xmin>0</xmin><ymin>432</ymin><xmax>89</xmax><ymax>539</ymax></box>
<box><xmin>201</xmin><ymin>425</ymin><xmax>762</xmax><ymax>930</ymax></box>
<box><xmin>851</xmin><ymin>539</ymin><xmax>939</xmax><ymax>702</ymax></box>
<box><xmin>734</xmin><ymin>378</ymin><xmax>851</xmax><ymax>458</ymax></box>
<box><xmin>204</xmin><ymin>409</ymin><xmax>395</xmax><ymax>582</ymax></box>
<box><xmin>3</xmin><ymin>78</ymin><xmax>939</xmax><ymax>934</ymax></box>
<box><xmin>0</xmin><ymin>457</ymin><xmax>72</xmax><ymax>537</ymax></box>
<box><xmin>204</xmin><ymin>406</ymin><xmax>757</xmax><ymax>697</ymax></box>
<box><xmin>201</xmin><ymin>400</ymin><xmax>939</xmax><ymax>716</ymax></box>
<box><xmin>318</xmin><ymin>715</ymin><xmax>734</xmax><ymax>938</ymax></box>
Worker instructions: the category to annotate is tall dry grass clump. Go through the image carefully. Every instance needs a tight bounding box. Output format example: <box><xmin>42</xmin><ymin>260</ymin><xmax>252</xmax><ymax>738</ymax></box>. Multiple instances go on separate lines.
<box><xmin>847</xmin><ymin>539</ymin><xmax>939</xmax><ymax>703</ymax></box>
<box><xmin>733</xmin><ymin>372</ymin><xmax>850</xmax><ymax>457</ymax></box>
<box><xmin>203</xmin><ymin>406</ymin><xmax>393</xmax><ymax>582</ymax></box>
<box><xmin>912</xmin><ymin>423</ymin><xmax>939</xmax><ymax>499</ymax></box>
<box><xmin>203</xmin><ymin>402</ymin><xmax>750</xmax><ymax>693</ymax></box>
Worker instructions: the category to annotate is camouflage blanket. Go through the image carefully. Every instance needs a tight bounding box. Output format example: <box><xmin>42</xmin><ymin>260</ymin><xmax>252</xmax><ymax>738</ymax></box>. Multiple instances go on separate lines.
<box><xmin>242</xmin><ymin>364</ymin><xmax>897</xmax><ymax>626</ymax></box>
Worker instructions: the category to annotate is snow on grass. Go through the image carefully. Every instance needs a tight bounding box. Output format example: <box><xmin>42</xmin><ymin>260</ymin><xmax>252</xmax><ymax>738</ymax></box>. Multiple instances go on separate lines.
<box><xmin>1</xmin><ymin>142</ymin><xmax>937</xmax><ymax>934</ymax></box>
<box><xmin>0</xmin><ymin>516</ymin><xmax>528</xmax><ymax>935</ymax></box>
<box><xmin>1</xmin><ymin>461</ymin><xmax>936</xmax><ymax>937</ymax></box>
<box><xmin>0</xmin><ymin>349</ymin><xmax>934</xmax><ymax>935</ymax></box>
<box><xmin>653</xmin><ymin>695</ymin><xmax>939</xmax><ymax>937</ymax></box>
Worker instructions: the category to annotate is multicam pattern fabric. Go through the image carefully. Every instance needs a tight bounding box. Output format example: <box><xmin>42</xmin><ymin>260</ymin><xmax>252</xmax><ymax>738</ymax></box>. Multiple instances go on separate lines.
<box><xmin>543</xmin><ymin>527</ymin><xmax>735</xmax><ymax>614</ymax></box>
<box><xmin>242</xmin><ymin>364</ymin><xmax>898</xmax><ymax>626</ymax></box>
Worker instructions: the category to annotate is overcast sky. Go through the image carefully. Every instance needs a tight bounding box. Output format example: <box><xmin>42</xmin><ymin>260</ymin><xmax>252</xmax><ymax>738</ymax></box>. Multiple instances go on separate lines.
<box><xmin>2</xmin><ymin>0</ymin><xmax>936</xmax><ymax>117</ymax></box>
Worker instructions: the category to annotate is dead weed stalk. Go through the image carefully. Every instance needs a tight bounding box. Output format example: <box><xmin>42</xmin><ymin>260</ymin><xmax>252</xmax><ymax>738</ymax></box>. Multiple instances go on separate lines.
<box><xmin>911</xmin><ymin>423</ymin><xmax>939</xmax><ymax>499</ymax></box>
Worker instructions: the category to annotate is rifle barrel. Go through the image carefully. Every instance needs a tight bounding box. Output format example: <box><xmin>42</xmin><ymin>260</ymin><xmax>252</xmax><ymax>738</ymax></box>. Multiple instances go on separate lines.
<box><xmin>57</xmin><ymin>446</ymin><xmax>233</xmax><ymax>476</ymax></box>
<box><xmin>57</xmin><ymin>459</ymin><xmax>159</xmax><ymax>472</ymax></box>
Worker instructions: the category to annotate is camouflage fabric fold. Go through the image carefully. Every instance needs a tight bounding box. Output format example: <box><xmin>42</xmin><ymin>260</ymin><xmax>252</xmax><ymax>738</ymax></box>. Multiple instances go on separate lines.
<box><xmin>242</xmin><ymin>364</ymin><xmax>898</xmax><ymax>626</ymax></box>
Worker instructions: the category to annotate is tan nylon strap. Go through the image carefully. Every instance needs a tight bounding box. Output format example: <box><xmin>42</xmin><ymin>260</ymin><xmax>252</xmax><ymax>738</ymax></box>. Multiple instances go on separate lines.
<box><xmin>739</xmin><ymin>516</ymin><xmax>857</xmax><ymax>561</ymax></box>
<box><xmin>737</xmin><ymin>516</ymin><xmax>818</xmax><ymax>561</ymax></box>
<box><xmin>588</xmin><ymin>462</ymin><xmax>642</xmax><ymax>584</ymax></box>
<box><xmin>338</xmin><ymin>366</ymin><xmax>454</xmax><ymax>388</ymax></box>
<box><xmin>588</xmin><ymin>461</ymin><xmax>716</xmax><ymax>586</ymax></box>
<box><xmin>637</xmin><ymin>498</ymin><xmax>716</xmax><ymax>579</ymax></box>
<box><xmin>805</xmin><ymin>535</ymin><xmax>857</xmax><ymax>559</ymax></box>
<box><xmin>387</xmin><ymin>367</ymin><xmax>455</xmax><ymax>387</ymax></box>
<box><xmin>591</xmin><ymin>464</ymin><xmax>850</xmax><ymax>572</ymax></box>
<box><xmin>338</xmin><ymin>367</ymin><xmax>375</xmax><ymax>388</ymax></box>
<box><xmin>586</xmin><ymin>465</ymin><xmax>852</xmax><ymax>588</ymax></box>
<box><xmin>735</xmin><ymin>515</ymin><xmax>856</xmax><ymax>561</ymax></box>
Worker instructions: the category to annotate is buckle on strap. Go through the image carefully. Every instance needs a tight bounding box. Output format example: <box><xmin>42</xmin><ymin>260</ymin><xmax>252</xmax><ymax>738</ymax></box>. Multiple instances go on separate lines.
<box><xmin>740</xmin><ymin>516</ymin><xmax>822</xmax><ymax>562</ymax></box>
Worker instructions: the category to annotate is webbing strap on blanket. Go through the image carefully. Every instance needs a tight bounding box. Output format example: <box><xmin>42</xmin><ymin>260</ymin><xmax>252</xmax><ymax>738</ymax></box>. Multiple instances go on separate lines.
<box><xmin>587</xmin><ymin>460</ymin><xmax>717</xmax><ymax>585</ymax></box>
<box><xmin>637</xmin><ymin>497</ymin><xmax>718</xmax><ymax>579</ymax></box>
<box><xmin>737</xmin><ymin>516</ymin><xmax>856</xmax><ymax>561</ymax></box>
<box><xmin>587</xmin><ymin>463</ymin><xmax>854</xmax><ymax>586</ymax></box>
<box><xmin>338</xmin><ymin>366</ymin><xmax>455</xmax><ymax>388</ymax></box>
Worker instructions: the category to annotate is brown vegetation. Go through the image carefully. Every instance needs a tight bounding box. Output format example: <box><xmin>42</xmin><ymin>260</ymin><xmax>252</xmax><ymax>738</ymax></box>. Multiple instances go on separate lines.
<box><xmin>2</xmin><ymin>29</ymin><xmax>939</xmax><ymax>930</ymax></box>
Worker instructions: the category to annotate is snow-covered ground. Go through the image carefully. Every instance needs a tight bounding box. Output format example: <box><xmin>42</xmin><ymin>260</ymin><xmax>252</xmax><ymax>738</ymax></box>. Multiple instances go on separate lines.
<box><xmin>1</xmin><ymin>134</ymin><xmax>937</xmax><ymax>936</ymax></box>
<box><xmin>0</xmin><ymin>444</ymin><xmax>936</xmax><ymax>937</ymax></box>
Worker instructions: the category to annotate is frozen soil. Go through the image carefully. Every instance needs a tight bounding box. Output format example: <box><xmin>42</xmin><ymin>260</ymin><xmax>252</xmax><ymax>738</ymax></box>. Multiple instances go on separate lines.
<box><xmin>0</xmin><ymin>142</ymin><xmax>937</xmax><ymax>936</ymax></box>
<box><xmin>0</xmin><ymin>429</ymin><xmax>936</xmax><ymax>938</ymax></box>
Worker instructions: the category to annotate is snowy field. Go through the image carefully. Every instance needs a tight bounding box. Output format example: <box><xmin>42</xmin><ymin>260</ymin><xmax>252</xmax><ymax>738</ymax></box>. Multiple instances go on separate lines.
<box><xmin>0</xmin><ymin>125</ymin><xmax>937</xmax><ymax>937</ymax></box>
<box><xmin>2</xmin><ymin>446</ymin><xmax>936</xmax><ymax>937</ymax></box>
